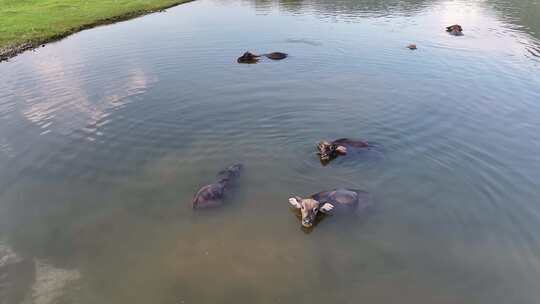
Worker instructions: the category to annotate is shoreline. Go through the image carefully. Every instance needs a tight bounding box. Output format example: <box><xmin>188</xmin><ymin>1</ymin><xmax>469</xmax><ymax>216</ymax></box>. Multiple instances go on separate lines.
<box><xmin>0</xmin><ymin>0</ymin><xmax>194</xmax><ymax>63</ymax></box>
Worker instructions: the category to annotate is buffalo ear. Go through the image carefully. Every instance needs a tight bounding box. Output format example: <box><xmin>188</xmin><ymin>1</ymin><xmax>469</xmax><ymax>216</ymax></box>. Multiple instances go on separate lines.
<box><xmin>288</xmin><ymin>197</ymin><xmax>302</xmax><ymax>209</ymax></box>
<box><xmin>320</xmin><ymin>203</ymin><xmax>334</xmax><ymax>213</ymax></box>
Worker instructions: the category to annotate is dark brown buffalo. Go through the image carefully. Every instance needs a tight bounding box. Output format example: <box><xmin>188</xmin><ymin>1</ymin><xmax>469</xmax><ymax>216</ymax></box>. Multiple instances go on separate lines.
<box><xmin>289</xmin><ymin>188</ymin><xmax>373</xmax><ymax>228</ymax></box>
<box><xmin>237</xmin><ymin>51</ymin><xmax>288</xmax><ymax>63</ymax></box>
<box><xmin>316</xmin><ymin>138</ymin><xmax>369</xmax><ymax>163</ymax></box>
<box><xmin>446</xmin><ymin>24</ymin><xmax>463</xmax><ymax>36</ymax></box>
<box><xmin>192</xmin><ymin>164</ymin><xmax>243</xmax><ymax>209</ymax></box>
<box><xmin>237</xmin><ymin>52</ymin><xmax>260</xmax><ymax>64</ymax></box>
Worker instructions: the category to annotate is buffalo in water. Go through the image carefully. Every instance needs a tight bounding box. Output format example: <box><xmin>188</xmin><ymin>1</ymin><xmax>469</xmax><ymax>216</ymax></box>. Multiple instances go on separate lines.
<box><xmin>288</xmin><ymin>188</ymin><xmax>373</xmax><ymax>228</ymax></box>
<box><xmin>446</xmin><ymin>24</ymin><xmax>463</xmax><ymax>36</ymax></box>
<box><xmin>237</xmin><ymin>51</ymin><xmax>288</xmax><ymax>63</ymax></box>
<box><xmin>316</xmin><ymin>138</ymin><xmax>370</xmax><ymax>164</ymax></box>
<box><xmin>192</xmin><ymin>164</ymin><xmax>243</xmax><ymax>209</ymax></box>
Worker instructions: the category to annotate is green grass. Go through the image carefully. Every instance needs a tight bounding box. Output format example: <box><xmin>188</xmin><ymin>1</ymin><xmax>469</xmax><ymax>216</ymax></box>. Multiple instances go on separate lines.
<box><xmin>0</xmin><ymin>0</ymin><xmax>191</xmax><ymax>51</ymax></box>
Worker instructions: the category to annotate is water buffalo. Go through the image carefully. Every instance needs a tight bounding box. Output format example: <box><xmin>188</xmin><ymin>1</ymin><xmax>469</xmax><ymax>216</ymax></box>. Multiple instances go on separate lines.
<box><xmin>316</xmin><ymin>138</ymin><xmax>370</xmax><ymax>163</ymax></box>
<box><xmin>237</xmin><ymin>51</ymin><xmax>288</xmax><ymax>63</ymax></box>
<box><xmin>288</xmin><ymin>188</ymin><xmax>373</xmax><ymax>228</ymax></box>
<box><xmin>446</xmin><ymin>24</ymin><xmax>463</xmax><ymax>36</ymax></box>
<box><xmin>192</xmin><ymin>164</ymin><xmax>243</xmax><ymax>209</ymax></box>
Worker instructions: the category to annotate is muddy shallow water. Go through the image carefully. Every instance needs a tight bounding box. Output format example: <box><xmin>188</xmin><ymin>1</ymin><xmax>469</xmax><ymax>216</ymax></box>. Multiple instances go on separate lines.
<box><xmin>1</xmin><ymin>0</ymin><xmax>540</xmax><ymax>303</ymax></box>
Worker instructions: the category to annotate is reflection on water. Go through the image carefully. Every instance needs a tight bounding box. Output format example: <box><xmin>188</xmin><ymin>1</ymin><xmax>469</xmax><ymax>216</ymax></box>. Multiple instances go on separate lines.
<box><xmin>0</xmin><ymin>243</ymin><xmax>81</xmax><ymax>304</ymax></box>
<box><xmin>485</xmin><ymin>0</ymin><xmax>540</xmax><ymax>58</ymax></box>
<box><xmin>1</xmin><ymin>0</ymin><xmax>540</xmax><ymax>303</ymax></box>
<box><xmin>19</xmin><ymin>55</ymin><xmax>155</xmax><ymax>138</ymax></box>
<box><xmin>25</xmin><ymin>260</ymin><xmax>81</xmax><ymax>304</ymax></box>
<box><xmin>251</xmin><ymin>0</ymin><xmax>431</xmax><ymax>17</ymax></box>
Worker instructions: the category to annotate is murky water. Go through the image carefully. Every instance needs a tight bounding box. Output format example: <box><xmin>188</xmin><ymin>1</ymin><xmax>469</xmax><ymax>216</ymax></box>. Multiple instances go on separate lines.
<box><xmin>1</xmin><ymin>0</ymin><xmax>540</xmax><ymax>303</ymax></box>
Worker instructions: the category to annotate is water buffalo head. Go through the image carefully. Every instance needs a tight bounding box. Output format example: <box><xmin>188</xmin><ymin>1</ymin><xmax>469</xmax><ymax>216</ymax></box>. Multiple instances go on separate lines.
<box><xmin>446</xmin><ymin>24</ymin><xmax>463</xmax><ymax>35</ymax></box>
<box><xmin>288</xmin><ymin>196</ymin><xmax>333</xmax><ymax>228</ymax></box>
<box><xmin>237</xmin><ymin>52</ymin><xmax>259</xmax><ymax>63</ymax></box>
<box><xmin>316</xmin><ymin>141</ymin><xmax>347</xmax><ymax>162</ymax></box>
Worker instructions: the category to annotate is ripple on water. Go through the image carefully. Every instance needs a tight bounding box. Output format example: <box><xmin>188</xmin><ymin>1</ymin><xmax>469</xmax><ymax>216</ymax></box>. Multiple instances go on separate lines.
<box><xmin>1</xmin><ymin>0</ymin><xmax>540</xmax><ymax>303</ymax></box>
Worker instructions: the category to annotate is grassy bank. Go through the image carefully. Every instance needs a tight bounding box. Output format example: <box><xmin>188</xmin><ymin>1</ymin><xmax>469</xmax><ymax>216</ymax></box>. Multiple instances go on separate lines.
<box><xmin>0</xmin><ymin>0</ymin><xmax>193</xmax><ymax>61</ymax></box>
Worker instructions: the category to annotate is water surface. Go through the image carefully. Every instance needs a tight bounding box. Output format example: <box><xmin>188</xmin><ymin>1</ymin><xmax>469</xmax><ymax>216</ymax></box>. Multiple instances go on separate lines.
<box><xmin>1</xmin><ymin>0</ymin><xmax>540</xmax><ymax>303</ymax></box>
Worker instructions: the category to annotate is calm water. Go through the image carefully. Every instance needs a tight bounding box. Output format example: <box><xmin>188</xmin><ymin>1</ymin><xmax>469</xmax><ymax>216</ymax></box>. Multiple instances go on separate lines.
<box><xmin>1</xmin><ymin>0</ymin><xmax>540</xmax><ymax>303</ymax></box>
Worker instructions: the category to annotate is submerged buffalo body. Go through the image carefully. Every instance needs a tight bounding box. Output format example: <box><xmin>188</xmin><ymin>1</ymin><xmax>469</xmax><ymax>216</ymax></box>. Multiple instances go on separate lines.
<box><xmin>264</xmin><ymin>52</ymin><xmax>288</xmax><ymax>60</ymax></box>
<box><xmin>317</xmin><ymin>138</ymin><xmax>370</xmax><ymax>163</ymax></box>
<box><xmin>288</xmin><ymin>188</ymin><xmax>373</xmax><ymax>228</ymax></box>
<box><xmin>192</xmin><ymin>164</ymin><xmax>243</xmax><ymax>209</ymax></box>
<box><xmin>237</xmin><ymin>51</ymin><xmax>288</xmax><ymax>63</ymax></box>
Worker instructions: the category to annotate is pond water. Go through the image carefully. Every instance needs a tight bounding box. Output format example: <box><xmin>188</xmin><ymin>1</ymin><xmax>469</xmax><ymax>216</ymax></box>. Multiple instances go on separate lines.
<box><xmin>1</xmin><ymin>0</ymin><xmax>540</xmax><ymax>303</ymax></box>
